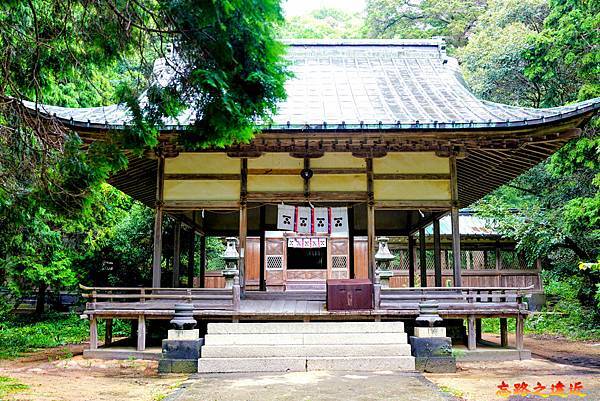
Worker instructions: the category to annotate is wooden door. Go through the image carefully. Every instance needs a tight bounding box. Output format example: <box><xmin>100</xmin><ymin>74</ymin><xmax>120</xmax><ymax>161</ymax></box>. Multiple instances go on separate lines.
<box><xmin>353</xmin><ymin>237</ymin><xmax>369</xmax><ymax>279</ymax></box>
<box><xmin>245</xmin><ymin>237</ymin><xmax>260</xmax><ymax>290</ymax></box>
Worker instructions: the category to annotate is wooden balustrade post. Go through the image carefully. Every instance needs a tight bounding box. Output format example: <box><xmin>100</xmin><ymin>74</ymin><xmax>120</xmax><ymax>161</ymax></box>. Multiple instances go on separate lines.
<box><xmin>476</xmin><ymin>318</ymin><xmax>482</xmax><ymax>343</ymax></box>
<box><xmin>419</xmin><ymin>227</ymin><xmax>427</xmax><ymax>287</ymax></box>
<box><xmin>137</xmin><ymin>315</ymin><xmax>146</xmax><ymax>351</ymax></box>
<box><xmin>433</xmin><ymin>218</ymin><xmax>442</xmax><ymax>287</ymax></box>
<box><xmin>232</xmin><ymin>273</ymin><xmax>241</xmax><ymax>311</ymax></box>
<box><xmin>408</xmin><ymin>235</ymin><xmax>416</xmax><ymax>287</ymax></box>
<box><xmin>89</xmin><ymin>316</ymin><xmax>98</xmax><ymax>350</ymax></box>
<box><xmin>172</xmin><ymin>220</ymin><xmax>181</xmax><ymax>288</ymax></box>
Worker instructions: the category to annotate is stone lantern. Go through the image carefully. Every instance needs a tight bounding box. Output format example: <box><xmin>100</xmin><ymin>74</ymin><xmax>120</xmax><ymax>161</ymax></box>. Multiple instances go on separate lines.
<box><xmin>221</xmin><ymin>237</ymin><xmax>240</xmax><ymax>289</ymax></box>
<box><xmin>374</xmin><ymin>236</ymin><xmax>395</xmax><ymax>288</ymax></box>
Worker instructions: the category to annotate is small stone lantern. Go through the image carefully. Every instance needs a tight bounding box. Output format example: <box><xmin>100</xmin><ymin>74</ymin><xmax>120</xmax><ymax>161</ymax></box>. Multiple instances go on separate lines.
<box><xmin>375</xmin><ymin>236</ymin><xmax>395</xmax><ymax>288</ymax></box>
<box><xmin>221</xmin><ymin>237</ymin><xmax>240</xmax><ymax>289</ymax></box>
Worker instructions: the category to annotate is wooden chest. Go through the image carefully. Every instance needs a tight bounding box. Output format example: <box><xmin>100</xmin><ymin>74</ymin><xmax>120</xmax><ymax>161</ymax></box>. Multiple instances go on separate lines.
<box><xmin>326</xmin><ymin>279</ymin><xmax>373</xmax><ymax>310</ymax></box>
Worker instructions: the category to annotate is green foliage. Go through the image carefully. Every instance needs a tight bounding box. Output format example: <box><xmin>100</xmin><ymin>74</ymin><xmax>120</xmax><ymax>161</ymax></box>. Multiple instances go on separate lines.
<box><xmin>206</xmin><ymin>237</ymin><xmax>227</xmax><ymax>271</ymax></box>
<box><xmin>281</xmin><ymin>8</ymin><xmax>364</xmax><ymax>39</ymax></box>
<box><xmin>364</xmin><ymin>0</ymin><xmax>486</xmax><ymax>48</ymax></box>
<box><xmin>0</xmin><ymin>376</ymin><xmax>28</xmax><ymax>399</ymax></box>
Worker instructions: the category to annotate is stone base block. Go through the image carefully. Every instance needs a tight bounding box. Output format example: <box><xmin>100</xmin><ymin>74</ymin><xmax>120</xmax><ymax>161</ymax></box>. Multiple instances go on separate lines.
<box><xmin>410</xmin><ymin>336</ymin><xmax>452</xmax><ymax>358</ymax></box>
<box><xmin>414</xmin><ymin>327</ymin><xmax>446</xmax><ymax>338</ymax></box>
<box><xmin>415</xmin><ymin>356</ymin><xmax>456</xmax><ymax>373</ymax></box>
<box><xmin>168</xmin><ymin>329</ymin><xmax>199</xmax><ymax>340</ymax></box>
<box><xmin>162</xmin><ymin>339</ymin><xmax>203</xmax><ymax>359</ymax></box>
<box><xmin>158</xmin><ymin>359</ymin><xmax>198</xmax><ymax>374</ymax></box>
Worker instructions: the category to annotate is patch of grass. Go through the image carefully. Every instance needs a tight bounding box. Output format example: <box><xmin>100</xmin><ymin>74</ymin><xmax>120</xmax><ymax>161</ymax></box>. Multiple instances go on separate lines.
<box><xmin>438</xmin><ymin>384</ymin><xmax>464</xmax><ymax>398</ymax></box>
<box><xmin>0</xmin><ymin>313</ymin><xmax>131</xmax><ymax>359</ymax></box>
<box><xmin>0</xmin><ymin>376</ymin><xmax>28</xmax><ymax>399</ymax></box>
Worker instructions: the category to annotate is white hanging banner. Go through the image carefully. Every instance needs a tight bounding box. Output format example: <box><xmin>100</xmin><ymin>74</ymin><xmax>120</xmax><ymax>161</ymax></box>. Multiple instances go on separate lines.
<box><xmin>296</xmin><ymin>206</ymin><xmax>312</xmax><ymax>234</ymax></box>
<box><xmin>287</xmin><ymin>237</ymin><xmax>327</xmax><ymax>248</ymax></box>
<box><xmin>313</xmin><ymin>207</ymin><xmax>329</xmax><ymax>234</ymax></box>
<box><xmin>277</xmin><ymin>204</ymin><xmax>296</xmax><ymax>231</ymax></box>
<box><xmin>330</xmin><ymin>207</ymin><xmax>349</xmax><ymax>233</ymax></box>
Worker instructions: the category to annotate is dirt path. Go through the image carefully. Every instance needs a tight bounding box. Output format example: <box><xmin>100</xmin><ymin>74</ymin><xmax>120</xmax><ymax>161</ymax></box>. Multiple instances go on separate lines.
<box><xmin>0</xmin><ymin>344</ymin><xmax>184</xmax><ymax>401</ymax></box>
<box><xmin>426</xmin><ymin>334</ymin><xmax>600</xmax><ymax>401</ymax></box>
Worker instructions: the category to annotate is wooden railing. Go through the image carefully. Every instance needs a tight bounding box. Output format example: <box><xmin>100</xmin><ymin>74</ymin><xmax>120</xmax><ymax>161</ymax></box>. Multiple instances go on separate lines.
<box><xmin>79</xmin><ymin>284</ymin><xmax>240</xmax><ymax>311</ymax></box>
<box><xmin>377</xmin><ymin>285</ymin><xmax>533</xmax><ymax>315</ymax></box>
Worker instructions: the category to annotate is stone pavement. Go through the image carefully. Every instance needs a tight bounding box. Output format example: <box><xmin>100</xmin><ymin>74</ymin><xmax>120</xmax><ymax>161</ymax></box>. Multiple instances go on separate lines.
<box><xmin>167</xmin><ymin>370</ymin><xmax>458</xmax><ymax>401</ymax></box>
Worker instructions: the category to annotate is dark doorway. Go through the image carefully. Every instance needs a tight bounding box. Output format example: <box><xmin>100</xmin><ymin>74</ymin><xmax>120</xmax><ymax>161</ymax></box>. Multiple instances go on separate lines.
<box><xmin>287</xmin><ymin>247</ymin><xmax>327</xmax><ymax>270</ymax></box>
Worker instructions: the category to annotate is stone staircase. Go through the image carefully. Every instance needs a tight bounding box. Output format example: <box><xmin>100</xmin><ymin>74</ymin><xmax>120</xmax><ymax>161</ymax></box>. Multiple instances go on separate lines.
<box><xmin>198</xmin><ymin>321</ymin><xmax>415</xmax><ymax>373</ymax></box>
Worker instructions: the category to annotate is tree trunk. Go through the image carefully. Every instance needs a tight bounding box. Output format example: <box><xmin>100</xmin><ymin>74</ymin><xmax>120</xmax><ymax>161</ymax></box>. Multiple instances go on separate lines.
<box><xmin>35</xmin><ymin>281</ymin><xmax>47</xmax><ymax>316</ymax></box>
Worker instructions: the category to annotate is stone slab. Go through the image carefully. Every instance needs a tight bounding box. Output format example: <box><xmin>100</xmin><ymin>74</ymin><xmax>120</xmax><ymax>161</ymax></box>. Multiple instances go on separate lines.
<box><xmin>410</xmin><ymin>336</ymin><xmax>453</xmax><ymax>358</ymax></box>
<box><xmin>200</xmin><ymin>344</ymin><xmax>412</xmax><ymax>358</ymax></box>
<box><xmin>168</xmin><ymin>329</ymin><xmax>199</xmax><ymax>340</ymax></box>
<box><xmin>414</xmin><ymin>327</ymin><xmax>446</xmax><ymax>338</ymax></box>
<box><xmin>306</xmin><ymin>356</ymin><xmax>415</xmax><ymax>371</ymax></box>
<box><xmin>204</xmin><ymin>332</ymin><xmax>407</xmax><ymax>346</ymax></box>
<box><xmin>207</xmin><ymin>321</ymin><xmax>405</xmax><ymax>334</ymax></box>
<box><xmin>162</xmin><ymin>339</ymin><xmax>202</xmax><ymax>360</ymax></box>
<box><xmin>197</xmin><ymin>357</ymin><xmax>306</xmax><ymax>373</ymax></box>
<box><xmin>158</xmin><ymin>359</ymin><xmax>198</xmax><ymax>374</ymax></box>
<box><xmin>415</xmin><ymin>356</ymin><xmax>456</xmax><ymax>373</ymax></box>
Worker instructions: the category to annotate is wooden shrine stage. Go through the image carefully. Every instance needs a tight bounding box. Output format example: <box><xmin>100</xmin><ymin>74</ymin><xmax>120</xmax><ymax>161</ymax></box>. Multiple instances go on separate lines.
<box><xmin>81</xmin><ymin>285</ymin><xmax>531</xmax><ymax>352</ymax></box>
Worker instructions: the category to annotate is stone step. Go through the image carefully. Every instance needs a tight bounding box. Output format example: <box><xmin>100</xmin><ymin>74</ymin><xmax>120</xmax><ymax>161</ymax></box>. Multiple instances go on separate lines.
<box><xmin>201</xmin><ymin>343</ymin><xmax>412</xmax><ymax>358</ymax></box>
<box><xmin>197</xmin><ymin>356</ymin><xmax>415</xmax><ymax>373</ymax></box>
<box><xmin>204</xmin><ymin>332</ymin><xmax>407</xmax><ymax>346</ymax></box>
<box><xmin>207</xmin><ymin>321</ymin><xmax>405</xmax><ymax>334</ymax></box>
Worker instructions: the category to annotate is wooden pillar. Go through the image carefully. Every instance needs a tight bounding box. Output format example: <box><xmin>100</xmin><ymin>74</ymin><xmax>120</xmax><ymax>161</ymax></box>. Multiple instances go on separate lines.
<box><xmin>259</xmin><ymin>206</ymin><xmax>266</xmax><ymax>291</ymax></box>
<box><xmin>89</xmin><ymin>316</ymin><xmax>98</xmax><ymax>350</ymax></box>
<box><xmin>433</xmin><ymin>218</ymin><xmax>442</xmax><ymax>287</ymax></box>
<box><xmin>187</xmin><ymin>230</ymin><xmax>195</xmax><ymax>288</ymax></box>
<box><xmin>516</xmin><ymin>314</ymin><xmax>524</xmax><ymax>350</ymax></box>
<box><xmin>137</xmin><ymin>315</ymin><xmax>146</xmax><ymax>351</ymax></box>
<box><xmin>152</xmin><ymin>156</ymin><xmax>165</xmax><ymax>288</ymax></box>
<box><xmin>419</xmin><ymin>227</ymin><xmax>427</xmax><ymax>287</ymax></box>
<box><xmin>467</xmin><ymin>315</ymin><xmax>476</xmax><ymax>350</ymax></box>
<box><xmin>366</xmin><ymin>158</ymin><xmax>375</xmax><ymax>281</ymax></box>
<box><xmin>239</xmin><ymin>158</ymin><xmax>248</xmax><ymax>292</ymax></box>
<box><xmin>476</xmin><ymin>318</ymin><xmax>482</xmax><ymax>343</ymax></box>
<box><xmin>105</xmin><ymin>319</ymin><xmax>113</xmax><ymax>346</ymax></box>
<box><xmin>451</xmin><ymin>207</ymin><xmax>462</xmax><ymax>287</ymax></box>
<box><xmin>199</xmin><ymin>235</ymin><xmax>206</xmax><ymax>288</ymax></box>
<box><xmin>408</xmin><ymin>235</ymin><xmax>416</xmax><ymax>288</ymax></box>
<box><xmin>172</xmin><ymin>220</ymin><xmax>181</xmax><ymax>287</ymax></box>
<box><xmin>348</xmin><ymin>206</ymin><xmax>355</xmax><ymax>279</ymax></box>
<box><xmin>495</xmin><ymin>243</ymin><xmax>502</xmax><ymax>287</ymax></box>
<box><xmin>500</xmin><ymin>318</ymin><xmax>508</xmax><ymax>347</ymax></box>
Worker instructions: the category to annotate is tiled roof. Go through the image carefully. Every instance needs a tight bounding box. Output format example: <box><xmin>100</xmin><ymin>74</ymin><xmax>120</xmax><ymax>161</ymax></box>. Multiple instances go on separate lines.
<box><xmin>23</xmin><ymin>39</ymin><xmax>600</xmax><ymax>131</ymax></box>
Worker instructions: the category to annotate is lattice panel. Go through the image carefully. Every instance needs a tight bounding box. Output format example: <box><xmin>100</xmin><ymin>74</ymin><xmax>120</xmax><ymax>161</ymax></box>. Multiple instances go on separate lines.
<box><xmin>332</xmin><ymin>255</ymin><xmax>348</xmax><ymax>270</ymax></box>
<box><xmin>266</xmin><ymin>255</ymin><xmax>283</xmax><ymax>270</ymax></box>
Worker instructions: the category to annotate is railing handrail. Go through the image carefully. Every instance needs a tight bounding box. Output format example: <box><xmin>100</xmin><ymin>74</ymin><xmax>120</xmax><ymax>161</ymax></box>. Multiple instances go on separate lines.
<box><xmin>380</xmin><ymin>285</ymin><xmax>534</xmax><ymax>291</ymax></box>
<box><xmin>79</xmin><ymin>284</ymin><xmax>229</xmax><ymax>292</ymax></box>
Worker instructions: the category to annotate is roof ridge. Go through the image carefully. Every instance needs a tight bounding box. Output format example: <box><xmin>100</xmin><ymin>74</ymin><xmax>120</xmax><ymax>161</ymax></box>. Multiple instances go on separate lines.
<box><xmin>281</xmin><ymin>38</ymin><xmax>445</xmax><ymax>47</ymax></box>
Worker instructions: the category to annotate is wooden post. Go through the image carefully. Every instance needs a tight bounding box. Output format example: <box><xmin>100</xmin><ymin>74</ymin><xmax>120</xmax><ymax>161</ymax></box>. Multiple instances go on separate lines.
<box><xmin>408</xmin><ymin>235</ymin><xmax>416</xmax><ymax>287</ymax></box>
<box><xmin>476</xmin><ymin>318</ymin><xmax>482</xmax><ymax>343</ymax></box>
<box><xmin>433</xmin><ymin>217</ymin><xmax>442</xmax><ymax>287</ymax></box>
<box><xmin>495</xmin><ymin>244</ymin><xmax>502</xmax><ymax>287</ymax></box>
<box><xmin>152</xmin><ymin>156</ymin><xmax>165</xmax><ymax>288</ymax></box>
<box><xmin>199</xmin><ymin>235</ymin><xmax>206</xmax><ymax>288</ymax></box>
<box><xmin>451</xmin><ymin>207</ymin><xmax>462</xmax><ymax>287</ymax></box>
<box><xmin>348</xmin><ymin>206</ymin><xmax>355</xmax><ymax>279</ymax></box>
<box><xmin>137</xmin><ymin>315</ymin><xmax>146</xmax><ymax>351</ymax></box>
<box><xmin>419</xmin><ymin>227</ymin><xmax>427</xmax><ymax>287</ymax></box>
<box><xmin>239</xmin><ymin>159</ymin><xmax>248</xmax><ymax>292</ymax></box>
<box><xmin>366</xmin><ymin>158</ymin><xmax>375</xmax><ymax>281</ymax></box>
<box><xmin>516</xmin><ymin>314</ymin><xmax>524</xmax><ymax>350</ymax></box>
<box><xmin>89</xmin><ymin>316</ymin><xmax>98</xmax><ymax>350</ymax></box>
<box><xmin>172</xmin><ymin>220</ymin><xmax>181</xmax><ymax>288</ymax></box>
<box><xmin>105</xmin><ymin>319</ymin><xmax>113</xmax><ymax>346</ymax></box>
<box><xmin>187</xmin><ymin>230</ymin><xmax>195</xmax><ymax>288</ymax></box>
<box><xmin>500</xmin><ymin>318</ymin><xmax>508</xmax><ymax>347</ymax></box>
<box><xmin>259</xmin><ymin>206</ymin><xmax>266</xmax><ymax>291</ymax></box>
<box><xmin>467</xmin><ymin>315</ymin><xmax>476</xmax><ymax>350</ymax></box>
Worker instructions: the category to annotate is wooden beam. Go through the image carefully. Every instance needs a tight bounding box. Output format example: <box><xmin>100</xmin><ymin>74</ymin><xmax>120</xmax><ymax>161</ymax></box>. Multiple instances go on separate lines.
<box><xmin>348</xmin><ymin>206</ymin><xmax>355</xmax><ymax>279</ymax></box>
<box><xmin>259</xmin><ymin>206</ymin><xmax>266</xmax><ymax>291</ymax></box>
<box><xmin>246</xmin><ymin>191</ymin><xmax>368</xmax><ymax>202</ymax></box>
<box><xmin>373</xmin><ymin>173</ymin><xmax>451</xmax><ymax>180</ymax></box>
<box><xmin>164</xmin><ymin>173</ymin><xmax>240</xmax><ymax>180</ymax></box>
<box><xmin>419</xmin><ymin>227</ymin><xmax>427</xmax><ymax>287</ymax></box>
<box><xmin>239</xmin><ymin>158</ymin><xmax>248</xmax><ymax>292</ymax></box>
<box><xmin>408</xmin><ymin>235</ymin><xmax>416</xmax><ymax>288</ymax></box>
<box><xmin>303</xmin><ymin>158</ymin><xmax>310</xmax><ymax>198</ymax></box>
<box><xmin>451</xmin><ymin>207</ymin><xmax>462</xmax><ymax>287</ymax></box>
<box><xmin>376</xmin><ymin>201</ymin><xmax>452</xmax><ymax>211</ymax></box>
<box><xmin>433</xmin><ymin>218</ymin><xmax>442</xmax><ymax>287</ymax></box>
<box><xmin>172</xmin><ymin>220</ymin><xmax>181</xmax><ymax>288</ymax></box>
<box><xmin>152</xmin><ymin>156</ymin><xmax>165</xmax><ymax>288</ymax></box>
<box><xmin>137</xmin><ymin>315</ymin><xmax>146</xmax><ymax>351</ymax></box>
<box><xmin>516</xmin><ymin>315</ymin><xmax>524</xmax><ymax>350</ymax></box>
